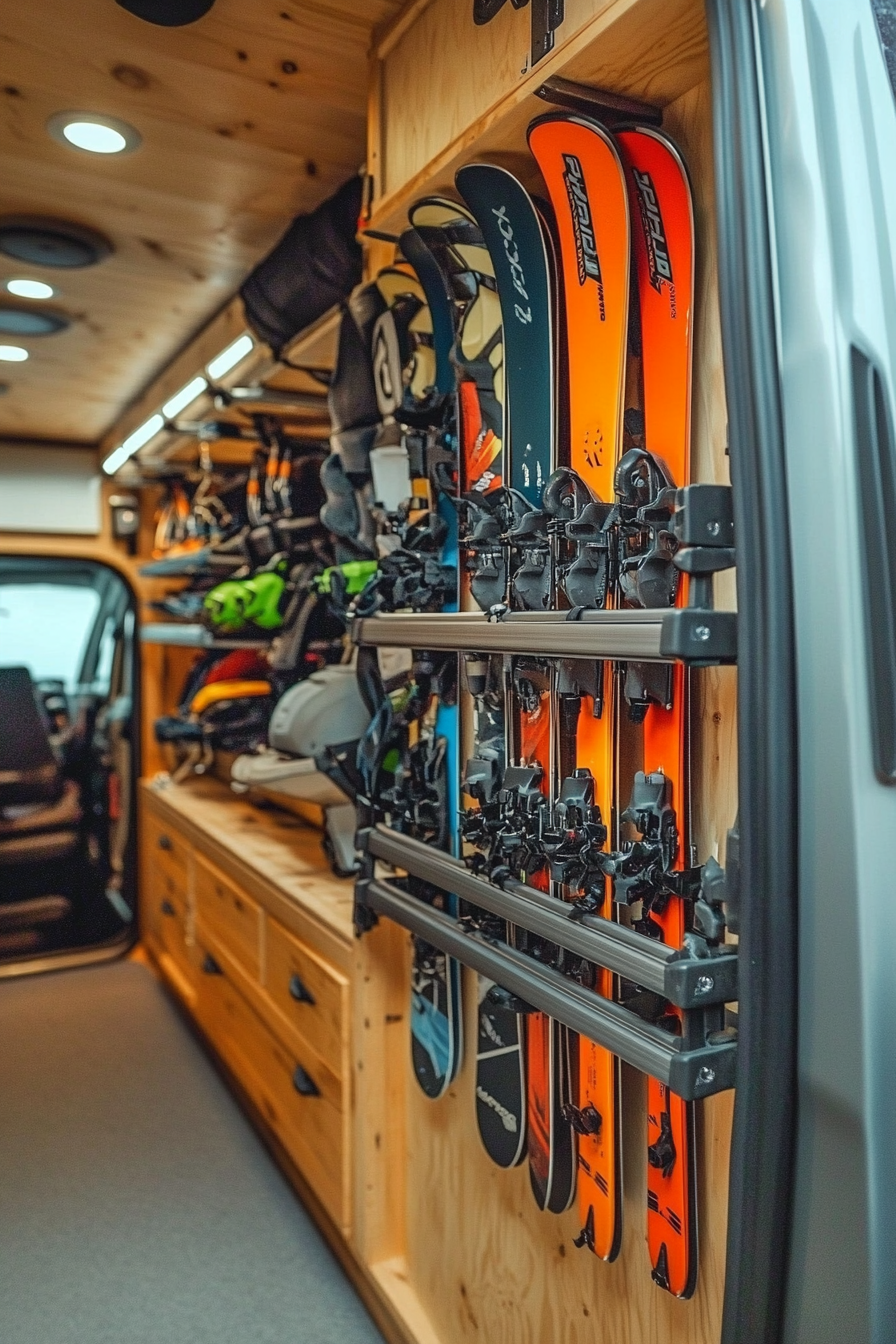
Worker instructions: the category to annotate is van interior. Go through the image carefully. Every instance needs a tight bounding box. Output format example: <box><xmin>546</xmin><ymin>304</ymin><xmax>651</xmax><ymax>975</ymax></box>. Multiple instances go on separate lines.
<box><xmin>2</xmin><ymin>0</ymin><xmax>893</xmax><ymax>1341</ymax></box>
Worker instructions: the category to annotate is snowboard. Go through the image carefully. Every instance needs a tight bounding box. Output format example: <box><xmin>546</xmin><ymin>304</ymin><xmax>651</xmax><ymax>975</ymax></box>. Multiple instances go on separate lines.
<box><xmin>528</xmin><ymin>111</ymin><xmax>630</xmax><ymax>1261</ymax></box>
<box><xmin>456</xmin><ymin>162</ymin><xmax>576</xmax><ymax>1212</ymax></box>
<box><xmin>361</xmin><ymin>255</ymin><xmax>464</xmax><ymax>1100</ymax></box>
<box><xmin>615</xmin><ymin>125</ymin><xmax>698</xmax><ymax>1299</ymax></box>
<box><xmin>409</xmin><ymin>194</ymin><xmax>525</xmax><ymax>1157</ymax></box>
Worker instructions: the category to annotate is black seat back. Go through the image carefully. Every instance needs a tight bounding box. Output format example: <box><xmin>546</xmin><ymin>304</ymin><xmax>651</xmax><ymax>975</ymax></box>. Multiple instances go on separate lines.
<box><xmin>0</xmin><ymin>667</ymin><xmax>62</xmax><ymax>807</ymax></box>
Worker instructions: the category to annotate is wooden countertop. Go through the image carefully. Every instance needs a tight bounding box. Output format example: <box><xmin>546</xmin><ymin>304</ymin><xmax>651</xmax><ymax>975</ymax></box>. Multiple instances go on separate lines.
<box><xmin>140</xmin><ymin>776</ymin><xmax>355</xmax><ymax>960</ymax></box>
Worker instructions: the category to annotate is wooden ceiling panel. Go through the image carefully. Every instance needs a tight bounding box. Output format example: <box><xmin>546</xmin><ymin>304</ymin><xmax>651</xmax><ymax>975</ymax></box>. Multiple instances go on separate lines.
<box><xmin>0</xmin><ymin>0</ymin><xmax>401</xmax><ymax>444</ymax></box>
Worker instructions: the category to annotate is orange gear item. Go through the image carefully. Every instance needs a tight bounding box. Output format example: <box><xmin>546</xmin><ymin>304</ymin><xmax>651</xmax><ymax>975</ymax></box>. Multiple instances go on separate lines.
<box><xmin>618</xmin><ymin>124</ymin><xmax>697</xmax><ymax>1301</ymax></box>
<box><xmin>528</xmin><ymin>111</ymin><xmax>630</xmax><ymax>1264</ymax></box>
<box><xmin>189</xmin><ymin>679</ymin><xmax>272</xmax><ymax>717</ymax></box>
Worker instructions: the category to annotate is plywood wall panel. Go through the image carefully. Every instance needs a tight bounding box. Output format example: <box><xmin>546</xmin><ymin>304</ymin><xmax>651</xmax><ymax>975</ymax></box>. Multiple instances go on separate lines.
<box><xmin>376</xmin><ymin>0</ymin><xmax>708</xmax><ymax>206</ymax></box>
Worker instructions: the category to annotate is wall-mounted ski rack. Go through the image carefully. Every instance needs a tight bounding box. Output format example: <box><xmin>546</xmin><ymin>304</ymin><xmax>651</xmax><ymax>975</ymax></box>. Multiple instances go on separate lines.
<box><xmin>352</xmin><ymin>606</ymin><xmax>735</xmax><ymax>664</ymax></box>
<box><xmin>356</xmin><ymin>824</ymin><xmax>737</xmax><ymax>1101</ymax></box>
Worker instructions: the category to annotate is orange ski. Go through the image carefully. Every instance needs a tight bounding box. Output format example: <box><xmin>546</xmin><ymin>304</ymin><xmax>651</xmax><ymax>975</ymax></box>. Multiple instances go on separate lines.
<box><xmin>616</xmin><ymin>126</ymin><xmax>697</xmax><ymax>1299</ymax></box>
<box><xmin>528</xmin><ymin>112</ymin><xmax>630</xmax><ymax>1261</ymax></box>
<box><xmin>511</xmin><ymin>667</ymin><xmax>567</xmax><ymax>1210</ymax></box>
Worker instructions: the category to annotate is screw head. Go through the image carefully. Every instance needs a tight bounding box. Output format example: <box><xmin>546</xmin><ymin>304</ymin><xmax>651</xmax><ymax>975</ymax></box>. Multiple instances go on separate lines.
<box><xmin>707</xmin><ymin>519</ymin><xmax>720</xmax><ymax>536</ymax></box>
<box><xmin>697</xmin><ymin>1066</ymin><xmax>716</xmax><ymax>1087</ymax></box>
<box><xmin>695</xmin><ymin>974</ymin><xmax>714</xmax><ymax>995</ymax></box>
<box><xmin>694</xmin><ymin>624</ymin><xmax>711</xmax><ymax>642</ymax></box>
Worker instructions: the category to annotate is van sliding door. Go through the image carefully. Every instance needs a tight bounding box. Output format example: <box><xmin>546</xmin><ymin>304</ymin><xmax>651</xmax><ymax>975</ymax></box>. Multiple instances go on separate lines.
<box><xmin>710</xmin><ymin>1</ymin><xmax>896</xmax><ymax>1342</ymax></box>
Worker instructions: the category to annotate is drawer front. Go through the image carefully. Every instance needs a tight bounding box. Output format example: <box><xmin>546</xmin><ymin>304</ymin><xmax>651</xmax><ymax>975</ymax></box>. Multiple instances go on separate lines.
<box><xmin>194</xmin><ymin>853</ymin><xmax>260</xmax><ymax>979</ymax></box>
<box><xmin>142</xmin><ymin>851</ymin><xmax>188</xmax><ymax>943</ymax></box>
<box><xmin>264</xmin><ymin>917</ymin><xmax>348</xmax><ymax>1074</ymax></box>
<box><xmin>195</xmin><ymin>943</ymin><xmax>346</xmax><ymax>1229</ymax></box>
<box><xmin>156</xmin><ymin>889</ymin><xmax>192</xmax><ymax>979</ymax></box>
<box><xmin>143</xmin><ymin>812</ymin><xmax>190</xmax><ymax>886</ymax></box>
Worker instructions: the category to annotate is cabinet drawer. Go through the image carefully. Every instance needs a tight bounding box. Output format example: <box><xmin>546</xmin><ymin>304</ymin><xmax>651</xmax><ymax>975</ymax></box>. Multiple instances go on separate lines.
<box><xmin>263</xmin><ymin>917</ymin><xmax>348</xmax><ymax>1074</ymax></box>
<box><xmin>157</xmin><ymin>890</ymin><xmax>192</xmax><ymax>979</ymax></box>
<box><xmin>142</xmin><ymin>855</ymin><xmax>188</xmax><ymax>940</ymax></box>
<box><xmin>142</xmin><ymin>859</ymin><xmax>193</xmax><ymax>992</ymax></box>
<box><xmin>144</xmin><ymin>812</ymin><xmax>190</xmax><ymax>885</ymax></box>
<box><xmin>194</xmin><ymin>853</ymin><xmax>260</xmax><ymax>979</ymax></box>
<box><xmin>195</xmin><ymin>943</ymin><xmax>347</xmax><ymax>1230</ymax></box>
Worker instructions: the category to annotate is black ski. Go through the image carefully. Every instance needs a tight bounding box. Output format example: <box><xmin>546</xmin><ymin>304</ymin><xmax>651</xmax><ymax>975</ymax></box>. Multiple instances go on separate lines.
<box><xmin>456</xmin><ymin>163</ymin><xmax>576</xmax><ymax>1211</ymax></box>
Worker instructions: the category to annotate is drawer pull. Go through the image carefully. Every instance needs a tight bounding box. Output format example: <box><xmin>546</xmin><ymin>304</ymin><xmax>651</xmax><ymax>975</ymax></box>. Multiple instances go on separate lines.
<box><xmin>160</xmin><ymin>899</ymin><xmax>175</xmax><ymax>917</ymax></box>
<box><xmin>292</xmin><ymin>1064</ymin><xmax>320</xmax><ymax>1097</ymax></box>
<box><xmin>201</xmin><ymin>953</ymin><xmax>223</xmax><ymax>976</ymax></box>
<box><xmin>288</xmin><ymin>973</ymin><xmax>316</xmax><ymax>1006</ymax></box>
<box><xmin>157</xmin><ymin>834</ymin><xmax>173</xmax><ymax>852</ymax></box>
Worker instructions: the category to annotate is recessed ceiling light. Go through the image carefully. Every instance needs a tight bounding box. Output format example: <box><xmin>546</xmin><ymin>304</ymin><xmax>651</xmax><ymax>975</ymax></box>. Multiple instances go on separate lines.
<box><xmin>207</xmin><ymin>334</ymin><xmax>254</xmax><ymax>380</ymax></box>
<box><xmin>47</xmin><ymin>112</ymin><xmax>142</xmax><ymax>156</ymax></box>
<box><xmin>6</xmin><ymin>278</ymin><xmax>56</xmax><ymax>300</ymax></box>
<box><xmin>0</xmin><ymin>345</ymin><xmax>28</xmax><ymax>362</ymax></box>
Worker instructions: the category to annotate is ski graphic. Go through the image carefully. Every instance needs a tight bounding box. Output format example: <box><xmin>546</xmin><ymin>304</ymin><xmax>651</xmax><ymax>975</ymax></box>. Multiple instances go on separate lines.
<box><xmin>615</xmin><ymin>125</ymin><xmax>698</xmax><ymax>1299</ymax></box>
<box><xmin>457</xmin><ymin>163</ymin><xmax>575</xmax><ymax>1212</ymax></box>
<box><xmin>528</xmin><ymin>111</ymin><xmax>630</xmax><ymax>1259</ymax></box>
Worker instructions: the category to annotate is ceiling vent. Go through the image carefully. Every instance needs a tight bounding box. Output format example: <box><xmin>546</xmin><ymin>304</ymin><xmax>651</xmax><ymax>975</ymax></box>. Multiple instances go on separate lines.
<box><xmin>0</xmin><ymin>218</ymin><xmax>113</xmax><ymax>269</ymax></box>
<box><xmin>0</xmin><ymin>307</ymin><xmax>71</xmax><ymax>336</ymax></box>
<box><xmin>116</xmin><ymin>0</ymin><xmax>215</xmax><ymax>25</ymax></box>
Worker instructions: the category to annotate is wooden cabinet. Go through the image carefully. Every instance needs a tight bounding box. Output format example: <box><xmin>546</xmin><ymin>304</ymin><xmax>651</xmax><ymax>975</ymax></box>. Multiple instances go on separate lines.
<box><xmin>140</xmin><ymin>779</ymin><xmax>354</xmax><ymax>1241</ymax></box>
<box><xmin>140</xmin><ymin>809</ymin><xmax>194</xmax><ymax>999</ymax></box>
<box><xmin>193</xmin><ymin>931</ymin><xmax>348</xmax><ymax>1230</ymax></box>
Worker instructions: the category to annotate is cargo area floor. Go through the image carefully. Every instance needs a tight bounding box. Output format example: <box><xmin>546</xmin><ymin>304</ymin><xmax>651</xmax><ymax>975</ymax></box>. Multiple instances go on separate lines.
<box><xmin>0</xmin><ymin>959</ymin><xmax>385</xmax><ymax>1344</ymax></box>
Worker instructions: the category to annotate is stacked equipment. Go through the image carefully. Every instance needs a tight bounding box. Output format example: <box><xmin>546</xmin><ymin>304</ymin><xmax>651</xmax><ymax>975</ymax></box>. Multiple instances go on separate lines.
<box><xmin>353</xmin><ymin>96</ymin><xmax>738</xmax><ymax>1302</ymax></box>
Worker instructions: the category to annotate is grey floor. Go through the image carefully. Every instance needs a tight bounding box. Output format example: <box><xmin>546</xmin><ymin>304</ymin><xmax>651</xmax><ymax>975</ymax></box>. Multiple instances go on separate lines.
<box><xmin>0</xmin><ymin>959</ymin><xmax>386</xmax><ymax>1344</ymax></box>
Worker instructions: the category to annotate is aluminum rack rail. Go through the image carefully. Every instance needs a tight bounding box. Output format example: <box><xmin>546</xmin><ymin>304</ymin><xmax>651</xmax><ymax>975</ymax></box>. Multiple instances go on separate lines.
<box><xmin>351</xmin><ymin>606</ymin><xmax>736</xmax><ymax>664</ymax></box>
<box><xmin>364</xmin><ymin>823</ymin><xmax>737</xmax><ymax>1008</ymax></box>
<box><xmin>356</xmin><ymin>825</ymin><xmax>738</xmax><ymax>1101</ymax></box>
<box><xmin>140</xmin><ymin>623</ymin><xmax>269</xmax><ymax>650</ymax></box>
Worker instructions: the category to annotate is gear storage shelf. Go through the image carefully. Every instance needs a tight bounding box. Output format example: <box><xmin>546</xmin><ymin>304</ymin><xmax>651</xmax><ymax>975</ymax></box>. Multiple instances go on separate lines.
<box><xmin>140</xmin><ymin>623</ymin><xmax>270</xmax><ymax>651</ymax></box>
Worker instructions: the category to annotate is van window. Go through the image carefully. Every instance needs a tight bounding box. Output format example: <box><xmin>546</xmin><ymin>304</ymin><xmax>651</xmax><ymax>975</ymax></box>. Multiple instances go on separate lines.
<box><xmin>0</xmin><ymin>583</ymin><xmax>101</xmax><ymax>691</ymax></box>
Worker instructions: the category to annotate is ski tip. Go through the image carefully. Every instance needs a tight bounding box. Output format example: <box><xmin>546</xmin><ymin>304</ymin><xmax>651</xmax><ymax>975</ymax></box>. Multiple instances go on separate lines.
<box><xmin>526</xmin><ymin>109</ymin><xmax>620</xmax><ymax>153</ymax></box>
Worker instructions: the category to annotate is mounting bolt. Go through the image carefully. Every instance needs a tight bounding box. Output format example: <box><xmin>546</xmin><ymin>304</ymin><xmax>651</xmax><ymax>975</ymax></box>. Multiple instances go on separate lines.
<box><xmin>695</xmin><ymin>974</ymin><xmax>714</xmax><ymax>996</ymax></box>
<box><xmin>694</xmin><ymin>624</ymin><xmax>711</xmax><ymax>642</ymax></box>
<box><xmin>696</xmin><ymin>1066</ymin><xmax>716</xmax><ymax>1087</ymax></box>
<box><xmin>707</xmin><ymin>519</ymin><xmax>720</xmax><ymax>536</ymax></box>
